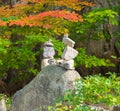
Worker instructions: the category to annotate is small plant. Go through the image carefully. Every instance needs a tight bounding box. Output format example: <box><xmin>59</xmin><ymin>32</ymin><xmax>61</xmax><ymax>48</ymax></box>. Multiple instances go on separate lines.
<box><xmin>48</xmin><ymin>72</ymin><xmax>120</xmax><ymax>111</ymax></box>
<box><xmin>83</xmin><ymin>72</ymin><xmax>120</xmax><ymax>107</ymax></box>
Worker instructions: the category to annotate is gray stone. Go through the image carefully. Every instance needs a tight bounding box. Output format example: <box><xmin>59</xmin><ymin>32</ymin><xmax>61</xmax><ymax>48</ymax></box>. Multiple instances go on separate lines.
<box><xmin>61</xmin><ymin>59</ymin><xmax>75</xmax><ymax>70</ymax></box>
<box><xmin>10</xmin><ymin>65</ymin><xmax>80</xmax><ymax>111</ymax></box>
<box><xmin>43</xmin><ymin>40</ymin><xmax>55</xmax><ymax>59</ymax></box>
<box><xmin>63</xmin><ymin>34</ymin><xmax>75</xmax><ymax>48</ymax></box>
<box><xmin>41</xmin><ymin>40</ymin><xmax>55</xmax><ymax>69</ymax></box>
<box><xmin>41</xmin><ymin>59</ymin><xmax>50</xmax><ymax>69</ymax></box>
<box><xmin>43</xmin><ymin>46</ymin><xmax>55</xmax><ymax>59</ymax></box>
<box><xmin>0</xmin><ymin>99</ymin><xmax>6</xmax><ymax>111</ymax></box>
<box><xmin>62</xmin><ymin>46</ymin><xmax>78</xmax><ymax>61</ymax></box>
<box><xmin>59</xmin><ymin>34</ymin><xmax>78</xmax><ymax>70</ymax></box>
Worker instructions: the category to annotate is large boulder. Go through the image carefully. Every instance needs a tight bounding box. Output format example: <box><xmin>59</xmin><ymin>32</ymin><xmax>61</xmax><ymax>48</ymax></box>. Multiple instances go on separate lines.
<box><xmin>10</xmin><ymin>65</ymin><xmax>80</xmax><ymax>111</ymax></box>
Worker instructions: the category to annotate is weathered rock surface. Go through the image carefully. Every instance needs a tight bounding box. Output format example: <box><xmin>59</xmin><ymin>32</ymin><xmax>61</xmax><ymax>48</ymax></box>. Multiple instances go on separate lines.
<box><xmin>10</xmin><ymin>65</ymin><xmax>80</xmax><ymax>111</ymax></box>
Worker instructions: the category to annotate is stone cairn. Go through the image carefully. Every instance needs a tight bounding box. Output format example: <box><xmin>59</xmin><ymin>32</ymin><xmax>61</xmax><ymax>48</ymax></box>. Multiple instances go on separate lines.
<box><xmin>41</xmin><ymin>39</ymin><xmax>56</xmax><ymax>69</ymax></box>
<box><xmin>41</xmin><ymin>34</ymin><xmax>78</xmax><ymax>70</ymax></box>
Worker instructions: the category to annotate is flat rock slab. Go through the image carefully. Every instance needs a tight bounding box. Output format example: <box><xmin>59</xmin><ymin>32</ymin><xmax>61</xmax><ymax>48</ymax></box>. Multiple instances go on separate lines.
<box><xmin>10</xmin><ymin>65</ymin><xmax>80</xmax><ymax>111</ymax></box>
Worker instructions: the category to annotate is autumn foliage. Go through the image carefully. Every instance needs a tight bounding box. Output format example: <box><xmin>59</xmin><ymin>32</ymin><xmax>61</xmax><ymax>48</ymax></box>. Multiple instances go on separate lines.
<box><xmin>9</xmin><ymin>10</ymin><xmax>83</xmax><ymax>27</ymax></box>
<box><xmin>0</xmin><ymin>20</ymin><xmax>7</xmax><ymax>26</ymax></box>
<box><xmin>21</xmin><ymin>0</ymin><xmax>94</xmax><ymax>11</ymax></box>
<box><xmin>0</xmin><ymin>0</ymin><xmax>94</xmax><ymax>30</ymax></box>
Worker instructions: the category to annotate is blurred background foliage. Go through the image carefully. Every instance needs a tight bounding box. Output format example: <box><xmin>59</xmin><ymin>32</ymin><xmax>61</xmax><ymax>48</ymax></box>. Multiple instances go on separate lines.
<box><xmin>0</xmin><ymin>0</ymin><xmax>120</xmax><ymax>98</ymax></box>
<box><xmin>0</xmin><ymin>0</ymin><xmax>120</xmax><ymax>110</ymax></box>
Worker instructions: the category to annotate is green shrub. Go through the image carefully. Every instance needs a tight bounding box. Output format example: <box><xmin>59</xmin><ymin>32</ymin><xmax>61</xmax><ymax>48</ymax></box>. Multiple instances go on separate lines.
<box><xmin>83</xmin><ymin>72</ymin><xmax>120</xmax><ymax>107</ymax></box>
<box><xmin>48</xmin><ymin>72</ymin><xmax>120</xmax><ymax>111</ymax></box>
<box><xmin>0</xmin><ymin>34</ymin><xmax>64</xmax><ymax>82</ymax></box>
<box><xmin>75</xmin><ymin>48</ymin><xmax>115</xmax><ymax>68</ymax></box>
